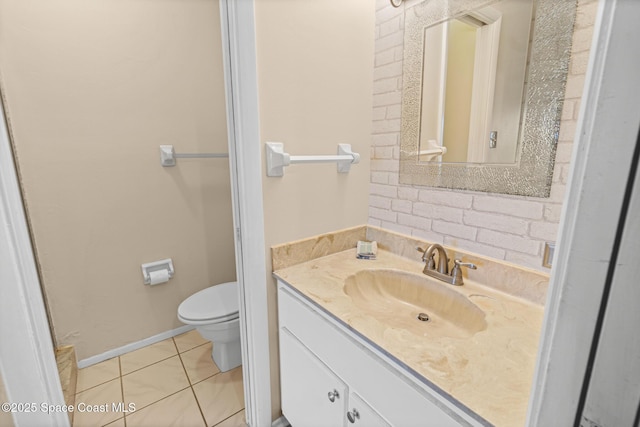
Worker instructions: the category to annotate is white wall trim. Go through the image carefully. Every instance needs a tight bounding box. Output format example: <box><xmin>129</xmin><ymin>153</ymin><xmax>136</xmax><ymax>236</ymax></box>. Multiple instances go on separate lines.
<box><xmin>220</xmin><ymin>1</ymin><xmax>273</xmax><ymax>426</ymax></box>
<box><xmin>467</xmin><ymin>15</ymin><xmax>501</xmax><ymax>163</ymax></box>
<box><xmin>0</xmin><ymin>100</ymin><xmax>69</xmax><ymax>425</ymax></box>
<box><xmin>527</xmin><ymin>0</ymin><xmax>640</xmax><ymax>424</ymax></box>
<box><xmin>77</xmin><ymin>325</ymin><xmax>194</xmax><ymax>369</ymax></box>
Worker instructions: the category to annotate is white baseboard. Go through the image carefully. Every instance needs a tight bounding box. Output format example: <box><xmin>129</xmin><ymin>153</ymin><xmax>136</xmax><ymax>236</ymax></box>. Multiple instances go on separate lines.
<box><xmin>271</xmin><ymin>415</ymin><xmax>290</xmax><ymax>427</ymax></box>
<box><xmin>77</xmin><ymin>325</ymin><xmax>195</xmax><ymax>368</ymax></box>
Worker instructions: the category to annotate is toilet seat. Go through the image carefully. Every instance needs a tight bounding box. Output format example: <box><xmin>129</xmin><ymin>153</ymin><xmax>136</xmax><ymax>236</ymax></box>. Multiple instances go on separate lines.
<box><xmin>178</xmin><ymin>281</ymin><xmax>239</xmax><ymax>324</ymax></box>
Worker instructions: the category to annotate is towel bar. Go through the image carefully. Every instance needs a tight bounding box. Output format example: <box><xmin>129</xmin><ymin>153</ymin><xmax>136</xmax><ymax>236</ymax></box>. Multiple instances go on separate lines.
<box><xmin>160</xmin><ymin>145</ymin><xmax>228</xmax><ymax>167</ymax></box>
<box><xmin>265</xmin><ymin>142</ymin><xmax>360</xmax><ymax>177</ymax></box>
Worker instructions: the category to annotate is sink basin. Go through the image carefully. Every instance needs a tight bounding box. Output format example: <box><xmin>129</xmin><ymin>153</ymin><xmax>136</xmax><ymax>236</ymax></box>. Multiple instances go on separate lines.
<box><xmin>343</xmin><ymin>269</ymin><xmax>487</xmax><ymax>338</ymax></box>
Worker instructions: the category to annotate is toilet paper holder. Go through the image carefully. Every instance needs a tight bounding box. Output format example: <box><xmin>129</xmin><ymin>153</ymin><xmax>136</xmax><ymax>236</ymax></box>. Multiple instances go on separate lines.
<box><xmin>141</xmin><ymin>259</ymin><xmax>175</xmax><ymax>285</ymax></box>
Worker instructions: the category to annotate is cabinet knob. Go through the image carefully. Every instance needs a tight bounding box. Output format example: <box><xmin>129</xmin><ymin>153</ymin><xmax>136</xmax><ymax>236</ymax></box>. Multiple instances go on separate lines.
<box><xmin>327</xmin><ymin>389</ymin><xmax>340</xmax><ymax>403</ymax></box>
<box><xmin>347</xmin><ymin>408</ymin><xmax>360</xmax><ymax>423</ymax></box>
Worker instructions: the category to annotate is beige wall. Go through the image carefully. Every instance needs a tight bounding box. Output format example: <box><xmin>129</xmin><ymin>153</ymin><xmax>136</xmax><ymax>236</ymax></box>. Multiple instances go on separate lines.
<box><xmin>0</xmin><ymin>0</ymin><xmax>236</xmax><ymax>360</ymax></box>
<box><xmin>442</xmin><ymin>20</ymin><xmax>475</xmax><ymax>163</ymax></box>
<box><xmin>370</xmin><ymin>0</ymin><xmax>598</xmax><ymax>271</ymax></box>
<box><xmin>254</xmin><ymin>0</ymin><xmax>375</xmax><ymax>418</ymax></box>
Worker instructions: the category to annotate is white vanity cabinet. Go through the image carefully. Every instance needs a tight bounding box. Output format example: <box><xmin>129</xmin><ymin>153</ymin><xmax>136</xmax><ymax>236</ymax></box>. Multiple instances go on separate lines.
<box><xmin>346</xmin><ymin>392</ymin><xmax>391</xmax><ymax>427</ymax></box>
<box><xmin>277</xmin><ymin>282</ymin><xmax>482</xmax><ymax>427</ymax></box>
<box><xmin>280</xmin><ymin>328</ymin><xmax>389</xmax><ymax>427</ymax></box>
<box><xmin>279</xmin><ymin>328</ymin><xmax>348</xmax><ymax>426</ymax></box>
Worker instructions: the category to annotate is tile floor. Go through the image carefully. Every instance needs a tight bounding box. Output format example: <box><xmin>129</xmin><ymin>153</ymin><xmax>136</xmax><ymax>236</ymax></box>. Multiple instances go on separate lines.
<box><xmin>73</xmin><ymin>330</ymin><xmax>245</xmax><ymax>427</ymax></box>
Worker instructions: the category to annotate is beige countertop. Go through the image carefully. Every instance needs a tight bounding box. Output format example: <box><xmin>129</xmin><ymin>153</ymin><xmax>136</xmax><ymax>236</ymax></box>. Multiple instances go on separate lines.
<box><xmin>273</xmin><ymin>247</ymin><xmax>545</xmax><ymax>427</ymax></box>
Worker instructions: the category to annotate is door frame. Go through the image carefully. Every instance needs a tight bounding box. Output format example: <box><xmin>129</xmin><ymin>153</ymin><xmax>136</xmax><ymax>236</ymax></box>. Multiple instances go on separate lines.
<box><xmin>527</xmin><ymin>0</ymin><xmax>640</xmax><ymax>424</ymax></box>
<box><xmin>219</xmin><ymin>1</ymin><xmax>272</xmax><ymax>426</ymax></box>
<box><xmin>0</xmin><ymin>98</ymin><xmax>69</xmax><ymax>425</ymax></box>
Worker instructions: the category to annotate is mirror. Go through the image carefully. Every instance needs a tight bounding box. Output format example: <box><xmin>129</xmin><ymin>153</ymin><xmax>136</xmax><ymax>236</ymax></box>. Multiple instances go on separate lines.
<box><xmin>419</xmin><ymin>0</ymin><xmax>533</xmax><ymax>164</ymax></box>
<box><xmin>400</xmin><ymin>0</ymin><xmax>577</xmax><ymax>197</ymax></box>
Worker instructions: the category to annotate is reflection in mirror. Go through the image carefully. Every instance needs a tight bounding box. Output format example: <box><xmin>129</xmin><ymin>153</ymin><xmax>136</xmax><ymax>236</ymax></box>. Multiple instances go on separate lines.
<box><xmin>419</xmin><ymin>0</ymin><xmax>533</xmax><ymax>164</ymax></box>
<box><xmin>400</xmin><ymin>0</ymin><xmax>577</xmax><ymax>197</ymax></box>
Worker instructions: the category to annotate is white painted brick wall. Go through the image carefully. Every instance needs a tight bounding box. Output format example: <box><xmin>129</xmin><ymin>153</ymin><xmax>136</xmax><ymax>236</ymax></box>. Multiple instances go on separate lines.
<box><xmin>391</xmin><ymin>198</ymin><xmax>412</xmax><ymax>214</ymax></box>
<box><xmin>463</xmin><ymin>211</ymin><xmax>529</xmax><ymax>236</ymax></box>
<box><xmin>368</xmin><ymin>0</ymin><xmax>598</xmax><ymax>271</ymax></box>
<box><xmin>472</xmin><ymin>196</ymin><xmax>544</xmax><ymax>220</ymax></box>
<box><xmin>418</xmin><ymin>190</ymin><xmax>473</xmax><ymax>208</ymax></box>
<box><xmin>397</xmin><ymin>212</ymin><xmax>431</xmax><ymax>230</ymax></box>
<box><xmin>413</xmin><ymin>203</ymin><xmax>464</xmax><ymax>223</ymax></box>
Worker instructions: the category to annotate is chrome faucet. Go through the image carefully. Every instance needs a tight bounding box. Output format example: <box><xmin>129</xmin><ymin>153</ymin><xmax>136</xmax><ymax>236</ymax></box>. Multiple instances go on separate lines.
<box><xmin>419</xmin><ymin>243</ymin><xmax>449</xmax><ymax>275</ymax></box>
<box><xmin>416</xmin><ymin>245</ymin><xmax>477</xmax><ymax>286</ymax></box>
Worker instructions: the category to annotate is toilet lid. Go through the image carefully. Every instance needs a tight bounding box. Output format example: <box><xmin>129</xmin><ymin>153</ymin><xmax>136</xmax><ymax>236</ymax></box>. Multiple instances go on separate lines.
<box><xmin>178</xmin><ymin>281</ymin><xmax>239</xmax><ymax>322</ymax></box>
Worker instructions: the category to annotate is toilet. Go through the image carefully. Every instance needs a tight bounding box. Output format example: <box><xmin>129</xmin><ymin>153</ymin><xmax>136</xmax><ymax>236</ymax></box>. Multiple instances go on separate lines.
<box><xmin>177</xmin><ymin>281</ymin><xmax>241</xmax><ymax>372</ymax></box>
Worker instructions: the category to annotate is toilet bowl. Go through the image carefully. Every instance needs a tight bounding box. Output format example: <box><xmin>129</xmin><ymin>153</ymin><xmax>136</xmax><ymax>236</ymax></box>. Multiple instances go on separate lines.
<box><xmin>177</xmin><ymin>281</ymin><xmax>242</xmax><ymax>372</ymax></box>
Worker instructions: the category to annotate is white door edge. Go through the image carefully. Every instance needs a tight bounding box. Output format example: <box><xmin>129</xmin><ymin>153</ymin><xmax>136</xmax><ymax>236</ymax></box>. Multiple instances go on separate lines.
<box><xmin>0</xmin><ymin>96</ymin><xmax>69</xmax><ymax>425</ymax></box>
<box><xmin>220</xmin><ymin>1</ymin><xmax>273</xmax><ymax>426</ymax></box>
<box><xmin>527</xmin><ymin>0</ymin><xmax>640</xmax><ymax>424</ymax></box>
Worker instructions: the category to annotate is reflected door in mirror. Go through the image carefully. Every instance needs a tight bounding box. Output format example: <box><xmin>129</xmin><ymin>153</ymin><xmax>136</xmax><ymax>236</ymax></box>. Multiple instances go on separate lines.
<box><xmin>418</xmin><ymin>0</ymin><xmax>533</xmax><ymax>164</ymax></box>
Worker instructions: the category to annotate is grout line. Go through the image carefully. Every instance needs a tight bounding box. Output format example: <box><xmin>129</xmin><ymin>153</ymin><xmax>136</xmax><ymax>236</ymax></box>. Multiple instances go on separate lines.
<box><xmin>118</xmin><ymin>357</ymin><xmax>127</xmax><ymax>427</ymax></box>
<box><xmin>178</xmin><ymin>340</ymin><xmax>210</xmax><ymax>356</ymax></box>
<box><xmin>98</xmin><ymin>416</ymin><xmax>124</xmax><ymax>427</ymax></box>
<box><xmin>181</xmin><ymin>343</ymin><xmax>223</xmax><ymax>384</ymax></box>
<box><xmin>171</xmin><ymin>337</ymin><xmax>181</xmax><ymax>357</ymax></box>
<box><xmin>121</xmin><ymin>353</ymin><xmax>178</xmax><ymax>377</ymax></box>
<box><xmin>174</xmin><ymin>330</ymin><xmax>210</xmax><ymax>355</ymax></box>
<box><xmin>74</xmin><ymin>358</ymin><xmax>121</xmax><ymax>395</ymax></box>
<box><xmin>175</xmin><ymin>337</ymin><xmax>208</xmax><ymax>425</ymax></box>
<box><xmin>212</xmin><ymin>408</ymin><xmax>245</xmax><ymax>427</ymax></box>
<box><xmin>110</xmin><ymin>334</ymin><xmax>226</xmax><ymax>426</ymax></box>
<box><xmin>120</xmin><ymin>352</ymin><xmax>192</xmax><ymax>413</ymax></box>
<box><xmin>75</xmin><ymin>376</ymin><xmax>121</xmax><ymax>398</ymax></box>
<box><xmin>190</xmin><ymin>387</ymin><xmax>209</xmax><ymax>427</ymax></box>
<box><xmin>190</xmin><ymin>371</ymin><xmax>220</xmax><ymax>387</ymax></box>
<box><xmin>124</xmin><ymin>386</ymin><xmax>193</xmax><ymax>418</ymax></box>
<box><xmin>175</xmin><ymin>340</ymin><xmax>192</xmax><ymax>387</ymax></box>
<box><xmin>179</xmin><ymin>345</ymin><xmax>204</xmax><ymax>354</ymax></box>
<box><xmin>78</xmin><ymin>326</ymin><xmax>194</xmax><ymax>369</ymax></box>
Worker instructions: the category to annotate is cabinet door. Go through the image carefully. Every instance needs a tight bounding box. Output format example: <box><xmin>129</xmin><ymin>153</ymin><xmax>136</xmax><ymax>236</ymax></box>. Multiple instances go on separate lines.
<box><xmin>346</xmin><ymin>392</ymin><xmax>391</xmax><ymax>427</ymax></box>
<box><xmin>280</xmin><ymin>328</ymin><xmax>347</xmax><ymax>427</ymax></box>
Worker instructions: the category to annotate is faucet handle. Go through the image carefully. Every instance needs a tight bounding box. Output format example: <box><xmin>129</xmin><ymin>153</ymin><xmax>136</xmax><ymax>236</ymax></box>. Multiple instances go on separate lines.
<box><xmin>416</xmin><ymin>246</ymin><xmax>436</xmax><ymax>269</ymax></box>
<box><xmin>450</xmin><ymin>259</ymin><xmax>477</xmax><ymax>286</ymax></box>
<box><xmin>453</xmin><ymin>259</ymin><xmax>477</xmax><ymax>270</ymax></box>
<box><xmin>416</xmin><ymin>246</ymin><xmax>427</xmax><ymax>261</ymax></box>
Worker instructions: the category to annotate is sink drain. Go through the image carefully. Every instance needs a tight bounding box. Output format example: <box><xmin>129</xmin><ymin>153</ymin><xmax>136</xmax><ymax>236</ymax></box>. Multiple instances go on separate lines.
<box><xmin>417</xmin><ymin>313</ymin><xmax>431</xmax><ymax>322</ymax></box>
